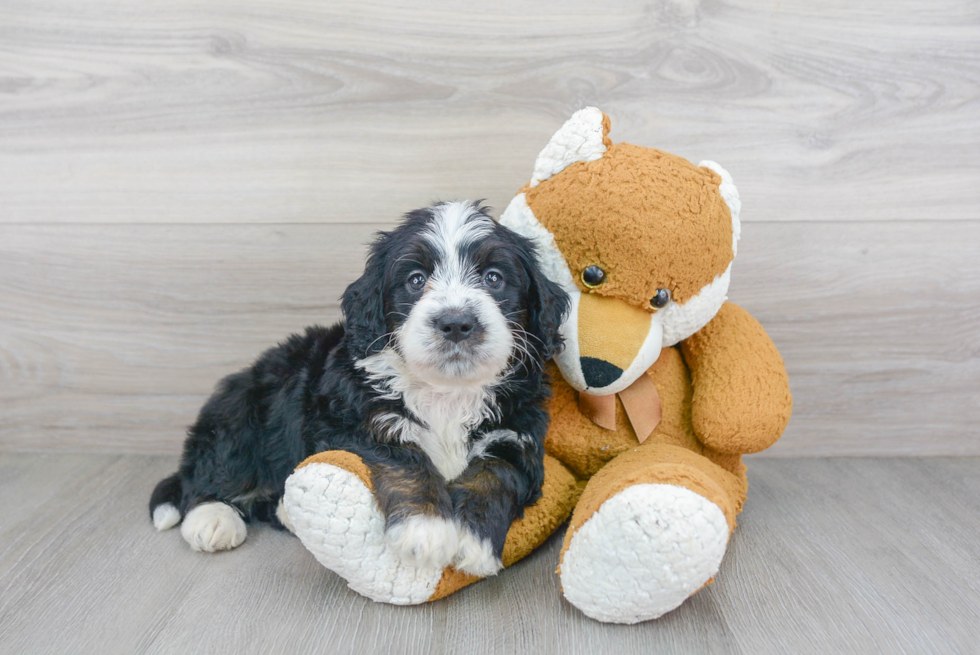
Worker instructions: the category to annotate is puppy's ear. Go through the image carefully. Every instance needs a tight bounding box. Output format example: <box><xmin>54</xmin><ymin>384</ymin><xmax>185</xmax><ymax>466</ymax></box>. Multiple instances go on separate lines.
<box><xmin>521</xmin><ymin>244</ymin><xmax>570</xmax><ymax>361</ymax></box>
<box><xmin>341</xmin><ymin>235</ymin><xmax>390</xmax><ymax>361</ymax></box>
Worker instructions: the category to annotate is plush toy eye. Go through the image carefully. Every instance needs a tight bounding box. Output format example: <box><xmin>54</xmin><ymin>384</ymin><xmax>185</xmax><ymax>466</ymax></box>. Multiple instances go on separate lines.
<box><xmin>483</xmin><ymin>269</ymin><xmax>504</xmax><ymax>289</ymax></box>
<box><xmin>582</xmin><ymin>265</ymin><xmax>605</xmax><ymax>288</ymax></box>
<box><xmin>650</xmin><ymin>288</ymin><xmax>671</xmax><ymax>309</ymax></box>
<box><xmin>407</xmin><ymin>271</ymin><xmax>426</xmax><ymax>292</ymax></box>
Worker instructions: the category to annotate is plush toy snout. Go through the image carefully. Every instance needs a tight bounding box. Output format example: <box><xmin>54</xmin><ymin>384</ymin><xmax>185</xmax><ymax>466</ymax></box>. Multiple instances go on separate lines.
<box><xmin>555</xmin><ymin>291</ymin><xmax>664</xmax><ymax>395</ymax></box>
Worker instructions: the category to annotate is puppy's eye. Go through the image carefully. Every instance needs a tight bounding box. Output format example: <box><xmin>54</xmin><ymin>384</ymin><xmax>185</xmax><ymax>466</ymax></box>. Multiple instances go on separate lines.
<box><xmin>582</xmin><ymin>265</ymin><xmax>605</xmax><ymax>288</ymax></box>
<box><xmin>407</xmin><ymin>272</ymin><xmax>426</xmax><ymax>292</ymax></box>
<box><xmin>650</xmin><ymin>288</ymin><xmax>671</xmax><ymax>309</ymax></box>
<box><xmin>483</xmin><ymin>269</ymin><xmax>504</xmax><ymax>289</ymax></box>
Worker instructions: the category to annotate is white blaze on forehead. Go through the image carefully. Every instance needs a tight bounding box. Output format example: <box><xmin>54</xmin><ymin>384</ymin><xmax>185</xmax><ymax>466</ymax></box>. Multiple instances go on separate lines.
<box><xmin>422</xmin><ymin>202</ymin><xmax>495</xmax><ymax>310</ymax></box>
<box><xmin>423</xmin><ymin>201</ymin><xmax>494</xmax><ymax>269</ymax></box>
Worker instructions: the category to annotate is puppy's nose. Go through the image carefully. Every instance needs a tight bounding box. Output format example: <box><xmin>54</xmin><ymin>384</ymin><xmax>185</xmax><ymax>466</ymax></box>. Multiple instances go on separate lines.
<box><xmin>435</xmin><ymin>310</ymin><xmax>480</xmax><ymax>343</ymax></box>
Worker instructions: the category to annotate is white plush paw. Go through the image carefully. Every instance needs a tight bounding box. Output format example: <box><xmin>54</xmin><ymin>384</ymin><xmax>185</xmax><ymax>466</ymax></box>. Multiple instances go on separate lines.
<box><xmin>454</xmin><ymin>529</ymin><xmax>503</xmax><ymax>577</ymax></box>
<box><xmin>560</xmin><ymin>484</ymin><xmax>729</xmax><ymax>624</ymax></box>
<box><xmin>180</xmin><ymin>502</ymin><xmax>247</xmax><ymax>552</ymax></box>
<box><xmin>283</xmin><ymin>463</ymin><xmax>446</xmax><ymax>605</ymax></box>
<box><xmin>276</xmin><ymin>497</ymin><xmax>295</xmax><ymax>534</ymax></box>
<box><xmin>385</xmin><ymin>515</ymin><xmax>459</xmax><ymax>570</ymax></box>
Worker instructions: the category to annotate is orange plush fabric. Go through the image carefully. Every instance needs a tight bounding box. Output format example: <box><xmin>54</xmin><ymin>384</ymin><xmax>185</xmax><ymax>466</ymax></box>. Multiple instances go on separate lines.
<box><xmin>681</xmin><ymin>303</ymin><xmax>793</xmax><ymax>454</ymax></box>
<box><xmin>295</xmin><ymin>450</ymin><xmax>375</xmax><ymax>491</ymax></box>
<box><xmin>524</xmin><ymin>143</ymin><xmax>734</xmax><ymax>305</ymax></box>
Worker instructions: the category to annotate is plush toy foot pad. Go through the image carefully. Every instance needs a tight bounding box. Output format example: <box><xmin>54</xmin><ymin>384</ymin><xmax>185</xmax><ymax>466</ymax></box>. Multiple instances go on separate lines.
<box><xmin>283</xmin><ymin>461</ymin><xmax>444</xmax><ymax>605</ymax></box>
<box><xmin>560</xmin><ymin>483</ymin><xmax>729</xmax><ymax>624</ymax></box>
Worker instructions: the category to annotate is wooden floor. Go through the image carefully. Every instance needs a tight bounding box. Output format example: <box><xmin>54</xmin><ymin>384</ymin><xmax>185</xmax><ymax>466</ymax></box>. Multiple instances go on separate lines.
<box><xmin>0</xmin><ymin>454</ymin><xmax>976</xmax><ymax>655</ymax></box>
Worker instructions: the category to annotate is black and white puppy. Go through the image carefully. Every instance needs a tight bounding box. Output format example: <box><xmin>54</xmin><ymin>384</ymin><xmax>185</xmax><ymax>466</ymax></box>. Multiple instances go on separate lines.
<box><xmin>150</xmin><ymin>201</ymin><xmax>569</xmax><ymax>576</ymax></box>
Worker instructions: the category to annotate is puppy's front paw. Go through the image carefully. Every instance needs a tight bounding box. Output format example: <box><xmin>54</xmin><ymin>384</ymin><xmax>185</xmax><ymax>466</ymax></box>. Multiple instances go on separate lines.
<box><xmin>181</xmin><ymin>502</ymin><xmax>247</xmax><ymax>552</ymax></box>
<box><xmin>454</xmin><ymin>529</ymin><xmax>503</xmax><ymax>577</ymax></box>
<box><xmin>385</xmin><ymin>515</ymin><xmax>459</xmax><ymax>570</ymax></box>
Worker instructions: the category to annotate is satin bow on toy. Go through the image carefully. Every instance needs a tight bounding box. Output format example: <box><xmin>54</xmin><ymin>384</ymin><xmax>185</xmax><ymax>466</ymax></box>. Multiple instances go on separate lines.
<box><xmin>577</xmin><ymin>374</ymin><xmax>662</xmax><ymax>443</ymax></box>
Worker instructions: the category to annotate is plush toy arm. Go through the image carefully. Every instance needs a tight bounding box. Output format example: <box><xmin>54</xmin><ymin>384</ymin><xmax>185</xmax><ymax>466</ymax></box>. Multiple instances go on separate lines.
<box><xmin>680</xmin><ymin>302</ymin><xmax>792</xmax><ymax>454</ymax></box>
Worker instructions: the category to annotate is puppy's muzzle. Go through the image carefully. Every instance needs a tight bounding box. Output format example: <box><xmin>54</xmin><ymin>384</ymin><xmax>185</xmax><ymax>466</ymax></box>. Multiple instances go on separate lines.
<box><xmin>434</xmin><ymin>309</ymin><xmax>484</xmax><ymax>344</ymax></box>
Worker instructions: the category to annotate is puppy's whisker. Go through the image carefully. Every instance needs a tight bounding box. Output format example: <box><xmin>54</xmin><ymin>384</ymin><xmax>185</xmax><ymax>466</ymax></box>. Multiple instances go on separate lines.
<box><xmin>365</xmin><ymin>330</ymin><xmax>397</xmax><ymax>353</ymax></box>
<box><xmin>507</xmin><ymin>330</ymin><xmax>532</xmax><ymax>362</ymax></box>
<box><xmin>505</xmin><ymin>321</ymin><xmax>544</xmax><ymax>371</ymax></box>
<box><xmin>508</xmin><ymin>322</ymin><xmax>545</xmax><ymax>347</ymax></box>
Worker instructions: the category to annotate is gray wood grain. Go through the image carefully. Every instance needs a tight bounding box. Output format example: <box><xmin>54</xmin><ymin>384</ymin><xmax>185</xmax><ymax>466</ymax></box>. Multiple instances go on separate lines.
<box><xmin>1</xmin><ymin>0</ymin><xmax>979</xmax><ymax>458</ymax></box>
<box><xmin>0</xmin><ymin>453</ymin><xmax>976</xmax><ymax>654</ymax></box>
<box><xmin>2</xmin><ymin>220</ymin><xmax>978</xmax><ymax>456</ymax></box>
<box><xmin>0</xmin><ymin>0</ymin><xmax>977</xmax><ymax>225</ymax></box>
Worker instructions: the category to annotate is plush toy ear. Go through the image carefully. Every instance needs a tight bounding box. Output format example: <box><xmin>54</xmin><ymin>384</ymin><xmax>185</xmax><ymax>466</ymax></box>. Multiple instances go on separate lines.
<box><xmin>341</xmin><ymin>234</ymin><xmax>391</xmax><ymax>361</ymax></box>
<box><xmin>698</xmin><ymin>160</ymin><xmax>741</xmax><ymax>256</ymax></box>
<box><xmin>529</xmin><ymin>107</ymin><xmax>611</xmax><ymax>188</ymax></box>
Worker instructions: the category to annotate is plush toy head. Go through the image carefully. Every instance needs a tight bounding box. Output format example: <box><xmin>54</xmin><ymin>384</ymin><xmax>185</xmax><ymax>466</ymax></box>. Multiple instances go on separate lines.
<box><xmin>500</xmin><ymin>107</ymin><xmax>741</xmax><ymax>395</ymax></box>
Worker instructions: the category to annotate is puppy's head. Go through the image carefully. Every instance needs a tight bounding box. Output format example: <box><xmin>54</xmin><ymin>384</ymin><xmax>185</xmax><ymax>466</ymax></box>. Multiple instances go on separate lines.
<box><xmin>342</xmin><ymin>201</ymin><xmax>568</xmax><ymax>386</ymax></box>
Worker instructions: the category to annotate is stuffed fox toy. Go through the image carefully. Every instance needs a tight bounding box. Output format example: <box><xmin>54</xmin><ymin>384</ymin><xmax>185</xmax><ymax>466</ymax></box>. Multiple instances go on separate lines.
<box><xmin>283</xmin><ymin>108</ymin><xmax>793</xmax><ymax>624</ymax></box>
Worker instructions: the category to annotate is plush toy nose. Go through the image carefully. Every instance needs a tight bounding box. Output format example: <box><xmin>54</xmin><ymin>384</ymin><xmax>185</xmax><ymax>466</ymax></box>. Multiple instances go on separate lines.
<box><xmin>435</xmin><ymin>310</ymin><xmax>481</xmax><ymax>343</ymax></box>
<box><xmin>580</xmin><ymin>357</ymin><xmax>624</xmax><ymax>388</ymax></box>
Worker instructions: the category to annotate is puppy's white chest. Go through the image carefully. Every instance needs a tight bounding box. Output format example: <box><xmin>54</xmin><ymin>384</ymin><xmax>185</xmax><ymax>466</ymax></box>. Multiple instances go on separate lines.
<box><xmin>411</xmin><ymin>421</ymin><xmax>470</xmax><ymax>481</ymax></box>
<box><xmin>401</xmin><ymin>386</ymin><xmax>491</xmax><ymax>481</ymax></box>
<box><xmin>356</xmin><ymin>350</ymin><xmax>498</xmax><ymax>480</ymax></box>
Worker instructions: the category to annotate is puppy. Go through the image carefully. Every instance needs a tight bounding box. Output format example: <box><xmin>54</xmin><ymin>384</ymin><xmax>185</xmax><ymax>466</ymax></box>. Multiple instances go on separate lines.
<box><xmin>149</xmin><ymin>201</ymin><xmax>569</xmax><ymax>576</ymax></box>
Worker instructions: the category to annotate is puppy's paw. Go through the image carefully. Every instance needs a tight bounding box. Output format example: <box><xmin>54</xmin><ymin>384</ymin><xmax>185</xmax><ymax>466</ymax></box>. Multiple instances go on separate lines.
<box><xmin>385</xmin><ymin>515</ymin><xmax>459</xmax><ymax>570</ymax></box>
<box><xmin>152</xmin><ymin>503</ymin><xmax>181</xmax><ymax>531</ymax></box>
<box><xmin>181</xmin><ymin>502</ymin><xmax>247</xmax><ymax>552</ymax></box>
<box><xmin>454</xmin><ymin>529</ymin><xmax>503</xmax><ymax>577</ymax></box>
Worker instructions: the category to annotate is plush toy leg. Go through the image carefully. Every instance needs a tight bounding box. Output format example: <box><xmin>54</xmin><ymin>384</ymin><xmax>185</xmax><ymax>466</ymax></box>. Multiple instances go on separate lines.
<box><xmin>558</xmin><ymin>444</ymin><xmax>739</xmax><ymax>624</ymax></box>
<box><xmin>283</xmin><ymin>451</ymin><xmax>442</xmax><ymax>604</ymax></box>
<box><xmin>283</xmin><ymin>450</ymin><xmax>581</xmax><ymax>605</ymax></box>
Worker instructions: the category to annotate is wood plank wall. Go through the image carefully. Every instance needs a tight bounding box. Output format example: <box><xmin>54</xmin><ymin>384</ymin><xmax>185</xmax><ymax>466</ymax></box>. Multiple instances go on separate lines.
<box><xmin>1</xmin><ymin>0</ymin><xmax>978</xmax><ymax>455</ymax></box>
